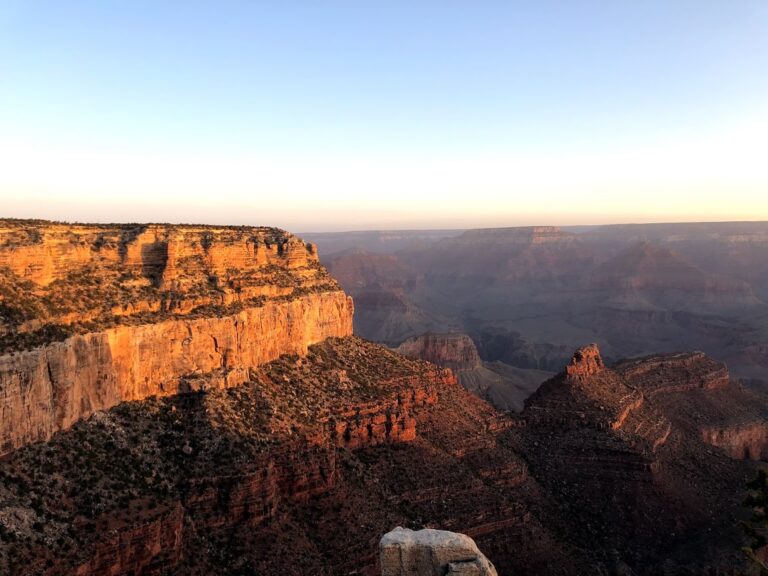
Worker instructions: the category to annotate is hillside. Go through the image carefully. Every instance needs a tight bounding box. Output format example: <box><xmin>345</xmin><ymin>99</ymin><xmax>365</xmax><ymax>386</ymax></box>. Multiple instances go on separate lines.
<box><xmin>520</xmin><ymin>345</ymin><xmax>768</xmax><ymax>573</ymax></box>
<box><xmin>0</xmin><ymin>336</ymin><xmax>587</xmax><ymax>576</ymax></box>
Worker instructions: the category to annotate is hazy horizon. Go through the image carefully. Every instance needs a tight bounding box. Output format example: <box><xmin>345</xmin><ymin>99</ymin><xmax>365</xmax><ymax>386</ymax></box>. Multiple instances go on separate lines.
<box><xmin>5</xmin><ymin>215</ymin><xmax>768</xmax><ymax>235</ymax></box>
<box><xmin>2</xmin><ymin>1</ymin><xmax>767</xmax><ymax>230</ymax></box>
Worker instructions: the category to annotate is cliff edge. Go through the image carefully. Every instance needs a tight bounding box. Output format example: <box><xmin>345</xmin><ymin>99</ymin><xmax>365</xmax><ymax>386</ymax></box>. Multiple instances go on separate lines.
<box><xmin>0</xmin><ymin>220</ymin><xmax>353</xmax><ymax>454</ymax></box>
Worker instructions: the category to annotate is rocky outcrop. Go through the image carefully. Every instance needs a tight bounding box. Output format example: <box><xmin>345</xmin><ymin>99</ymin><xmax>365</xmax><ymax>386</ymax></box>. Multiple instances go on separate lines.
<box><xmin>521</xmin><ymin>345</ymin><xmax>768</xmax><ymax>574</ymax></box>
<box><xmin>701</xmin><ymin>423</ymin><xmax>768</xmax><ymax>460</ymax></box>
<box><xmin>380</xmin><ymin>527</ymin><xmax>497</xmax><ymax>576</ymax></box>
<box><xmin>565</xmin><ymin>344</ymin><xmax>604</xmax><ymax>381</ymax></box>
<box><xmin>395</xmin><ymin>333</ymin><xmax>481</xmax><ymax>371</ymax></box>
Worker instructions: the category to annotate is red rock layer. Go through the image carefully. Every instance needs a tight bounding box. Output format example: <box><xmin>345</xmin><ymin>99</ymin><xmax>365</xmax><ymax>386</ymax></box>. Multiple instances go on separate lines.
<box><xmin>565</xmin><ymin>343</ymin><xmax>604</xmax><ymax>381</ymax></box>
<box><xmin>72</xmin><ymin>505</ymin><xmax>184</xmax><ymax>576</ymax></box>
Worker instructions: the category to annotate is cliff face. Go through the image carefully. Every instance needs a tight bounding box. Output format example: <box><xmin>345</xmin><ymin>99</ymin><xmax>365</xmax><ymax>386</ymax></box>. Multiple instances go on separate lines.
<box><xmin>394</xmin><ymin>333</ymin><xmax>481</xmax><ymax>371</ymax></box>
<box><xmin>0</xmin><ymin>221</ymin><xmax>317</xmax><ymax>288</ymax></box>
<box><xmin>394</xmin><ymin>332</ymin><xmax>552</xmax><ymax>412</ymax></box>
<box><xmin>0</xmin><ymin>292</ymin><xmax>352</xmax><ymax>454</ymax></box>
<box><xmin>701</xmin><ymin>423</ymin><xmax>768</xmax><ymax>460</ymax></box>
<box><xmin>0</xmin><ymin>220</ymin><xmax>353</xmax><ymax>455</ymax></box>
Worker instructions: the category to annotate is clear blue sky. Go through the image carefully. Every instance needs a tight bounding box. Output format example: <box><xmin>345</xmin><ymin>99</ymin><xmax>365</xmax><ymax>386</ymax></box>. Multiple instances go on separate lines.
<box><xmin>1</xmin><ymin>1</ymin><xmax>767</xmax><ymax>230</ymax></box>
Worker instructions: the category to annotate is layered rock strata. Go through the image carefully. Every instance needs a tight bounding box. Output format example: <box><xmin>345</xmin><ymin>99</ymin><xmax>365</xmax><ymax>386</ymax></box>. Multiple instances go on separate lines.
<box><xmin>394</xmin><ymin>333</ymin><xmax>481</xmax><ymax>371</ymax></box>
<box><xmin>0</xmin><ymin>220</ymin><xmax>353</xmax><ymax>454</ymax></box>
<box><xmin>1</xmin><ymin>335</ymin><xmax>766</xmax><ymax>574</ymax></box>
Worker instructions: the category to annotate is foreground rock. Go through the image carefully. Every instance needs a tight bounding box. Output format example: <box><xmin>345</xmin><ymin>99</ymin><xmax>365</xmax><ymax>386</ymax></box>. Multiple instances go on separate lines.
<box><xmin>380</xmin><ymin>527</ymin><xmax>497</xmax><ymax>576</ymax></box>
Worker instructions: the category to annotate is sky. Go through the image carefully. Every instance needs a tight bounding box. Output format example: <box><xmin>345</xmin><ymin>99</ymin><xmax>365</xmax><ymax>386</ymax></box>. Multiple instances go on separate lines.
<box><xmin>1</xmin><ymin>1</ymin><xmax>767</xmax><ymax>231</ymax></box>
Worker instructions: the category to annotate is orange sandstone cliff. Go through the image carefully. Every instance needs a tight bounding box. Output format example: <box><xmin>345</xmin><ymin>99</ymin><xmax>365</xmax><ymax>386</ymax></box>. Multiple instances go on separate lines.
<box><xmin>0</xmin><ymin>220</ymin><xmax>353</xmax><ymax>454</ymax></box>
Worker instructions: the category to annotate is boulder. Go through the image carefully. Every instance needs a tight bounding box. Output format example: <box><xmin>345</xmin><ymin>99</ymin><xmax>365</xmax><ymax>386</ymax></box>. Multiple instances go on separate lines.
<box><xmin>380</xmin><ymin>527</ymin><xmax>498</xmax><ymax>576</ymax></box>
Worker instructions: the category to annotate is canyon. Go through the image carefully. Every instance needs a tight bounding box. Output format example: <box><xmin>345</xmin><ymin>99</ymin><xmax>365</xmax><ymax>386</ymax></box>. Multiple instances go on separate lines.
<box><xmin>394</xmin><ymin>332</ymin><xmax>552</xmax><ymax>412</ymax></box>
<box><xmin>307</xmin><ymin>222</ymin><xmax>768</xmax><ymax>392</ymax></box>
<box><xmin>0</xmin><ymin>219</ymin><xmax>767</xmax><ymax>575</ymax></box>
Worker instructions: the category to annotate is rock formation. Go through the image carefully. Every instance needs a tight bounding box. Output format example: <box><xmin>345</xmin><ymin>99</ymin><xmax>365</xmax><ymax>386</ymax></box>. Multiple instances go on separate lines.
<box><xmin>395</xmin><ymin>333</ymin><xmax>481</xmax><ymax>371</ymax></box>
<box><xmin>0</xmin><ymin>220</ymin><xmax>353</xmax><ymax>454</ymax></box>
<box><xmin>380</xmin><ymin>527</ymin><xmax>497</xmax><ymax>576</ymax></box>
<box><xmin>564</xmin><ymin>343</ymin><xmax>604</xmax><ymax>381</ymax></box>
<box><xmin>394</xmin><ymin>332</ymin><xmax>551</xmax><ymax>411</ymax></box>
<box><xmin>0</xmin><ymin>337</ymin><xmax>584</xmax><ymax>576</ymax></box>
<box><xmin>521</xmin><ymin>344</ymin><xmax>768</xmax><ymax>574</ymax></box>
<box><xmin>2</xmin><ymin>333</ymin><xmax>764</xmax><ymax>574</ymax></box>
